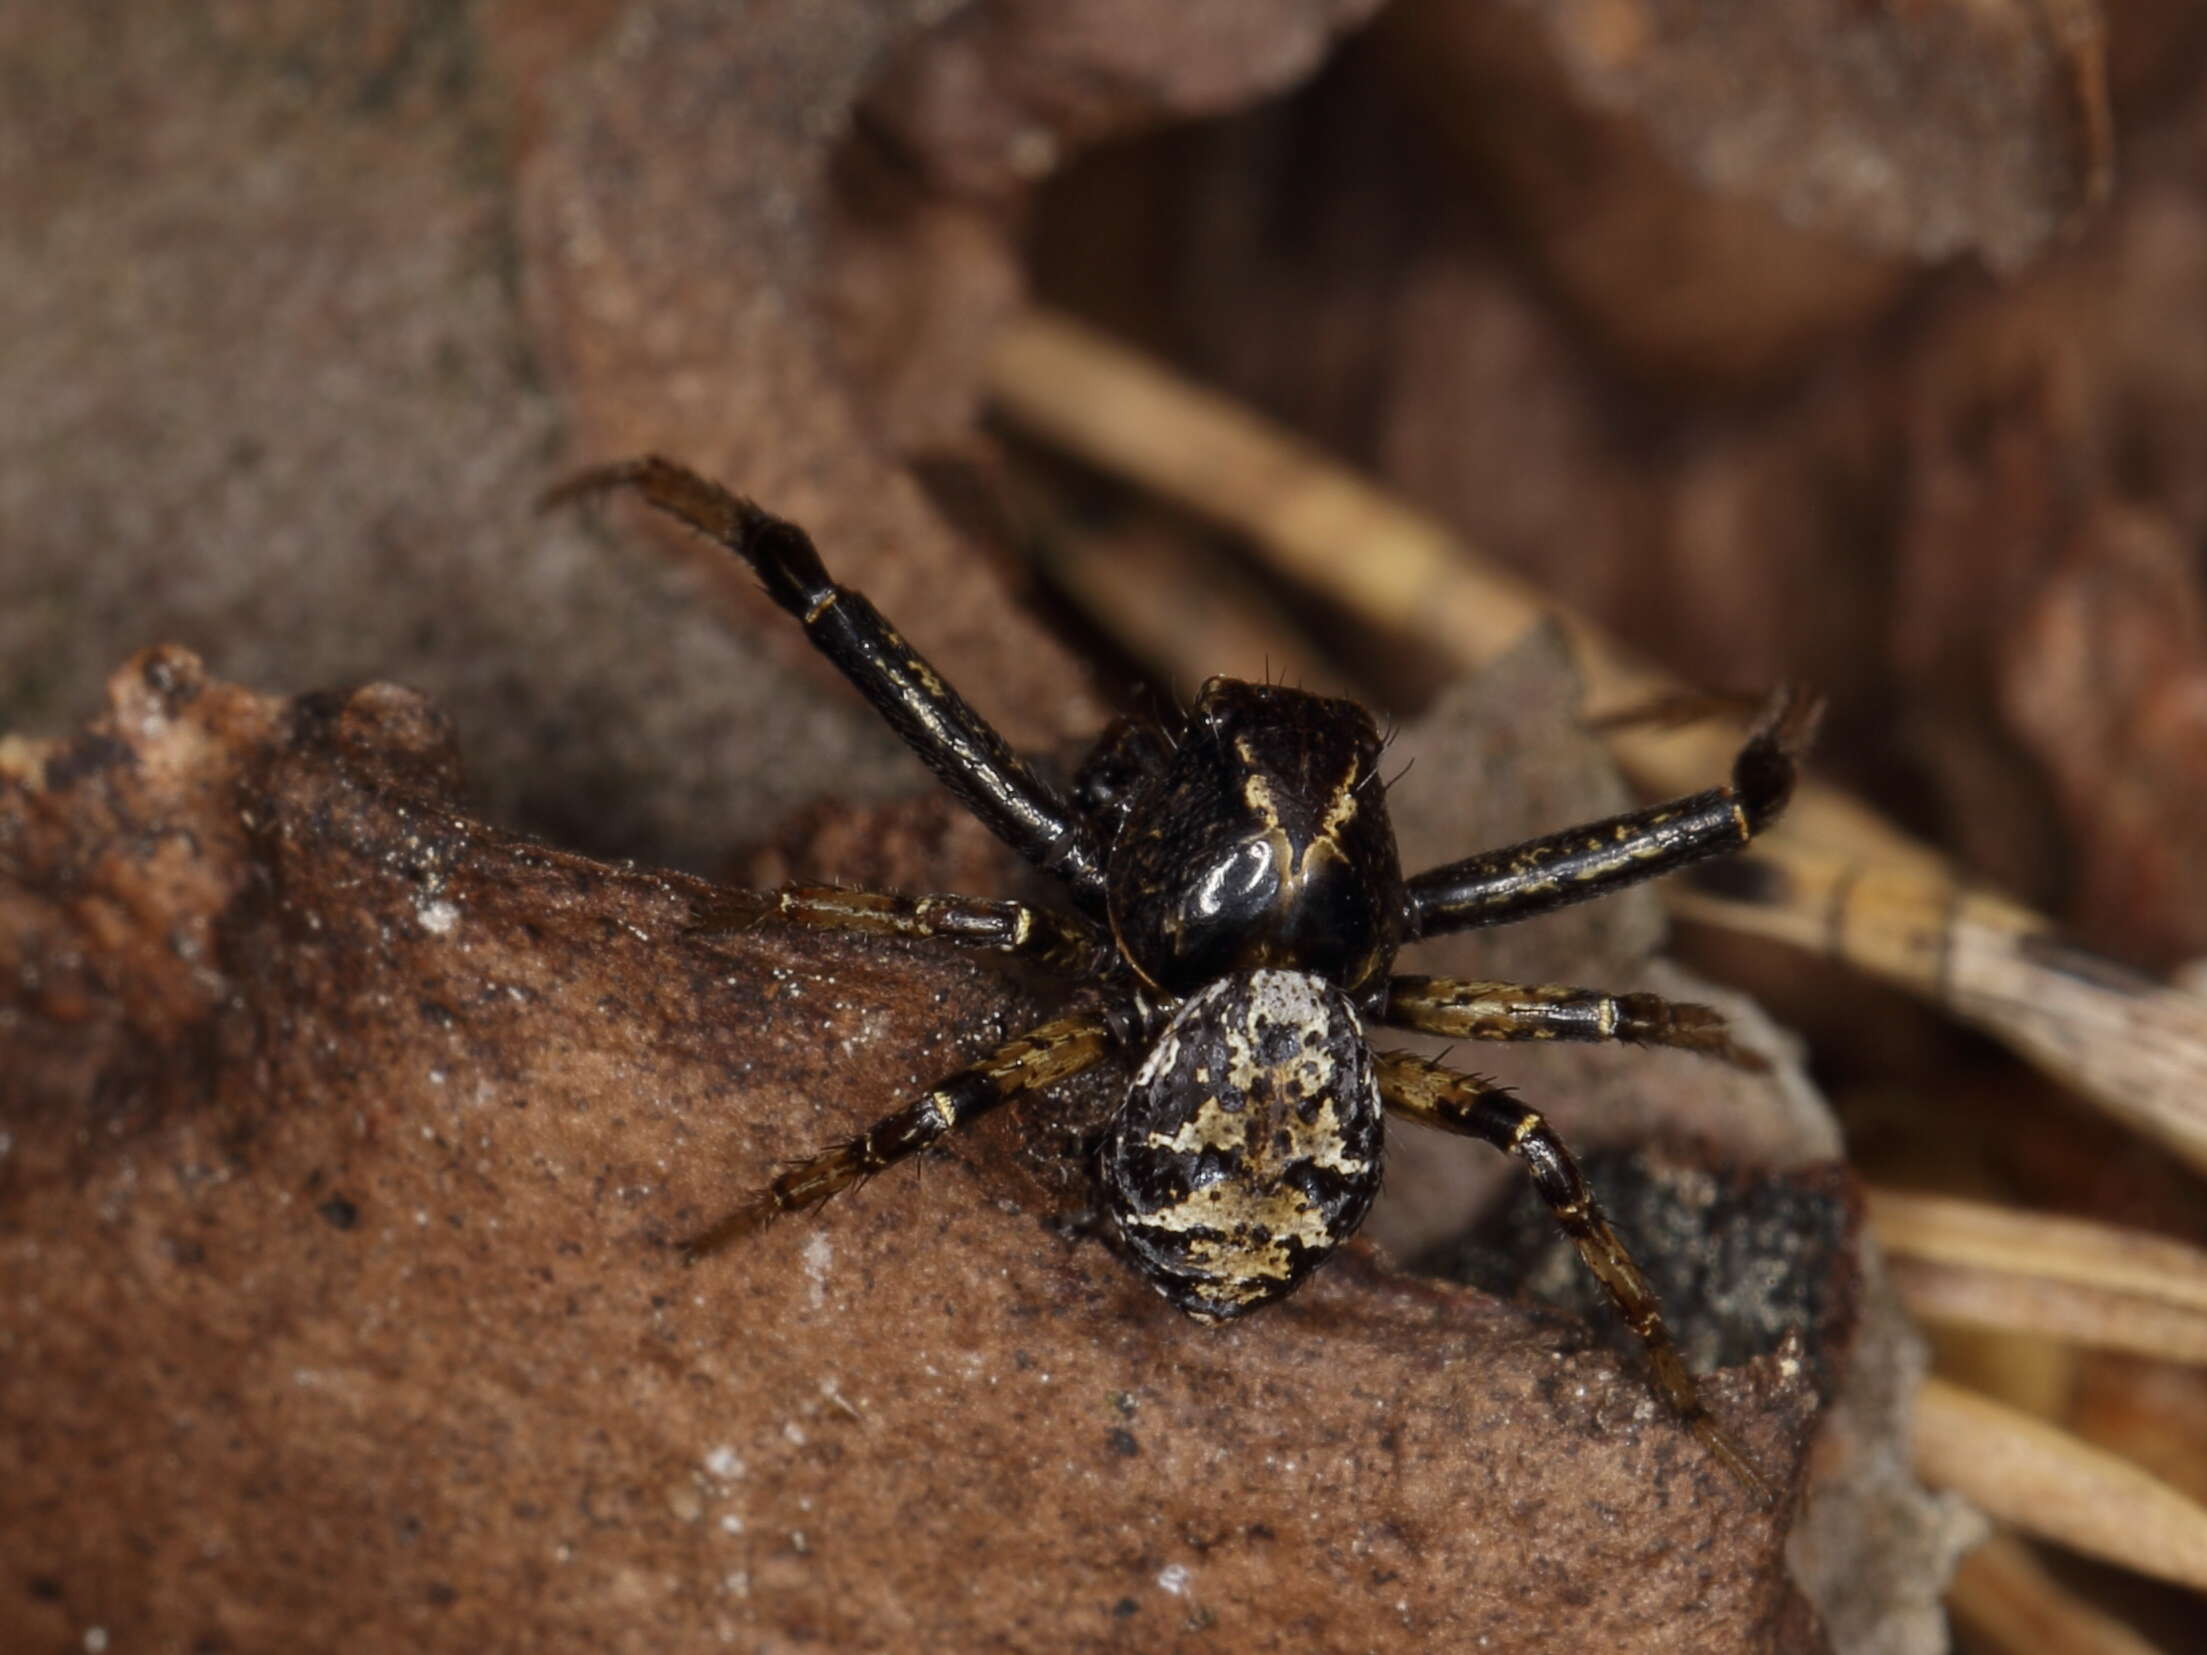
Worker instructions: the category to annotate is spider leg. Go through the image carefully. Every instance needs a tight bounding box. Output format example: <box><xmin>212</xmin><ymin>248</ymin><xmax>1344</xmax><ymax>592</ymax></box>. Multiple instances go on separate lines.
<box><xmin>1404</xmin><ymin>686</ymin><xmax>1821</xmax><ymax>938</ymax></box>
<box><xmin>1381</xmin><ymin>975</ymin><xmax>1767</xmax><ymax>1071</ymax></box>
<box><xmin>679</xmin><ymin>1013</ymin><xmax>1114</xmax><ymax>1261</ymax></box>
<box><xmin>1375</xmin><ymin>1050</ymin><xmax>1773</xmax><ymax>1503</ymax></box>
<box><xmin>691</xmin><ymin>885</ymin><xmax>1111</xmax><ymax>975</ymax></box>
<box><xmin>547</xmin><ymin>456</ymin><xmax>1109</xmax><ymax>912</ymax></box>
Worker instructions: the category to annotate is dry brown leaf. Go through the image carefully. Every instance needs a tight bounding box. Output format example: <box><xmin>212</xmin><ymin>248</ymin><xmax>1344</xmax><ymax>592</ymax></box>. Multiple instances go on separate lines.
<box><xmin>0</xmin><ymin>647</ymin><xmax>1834</xmax><ymax>1650</ymax></box>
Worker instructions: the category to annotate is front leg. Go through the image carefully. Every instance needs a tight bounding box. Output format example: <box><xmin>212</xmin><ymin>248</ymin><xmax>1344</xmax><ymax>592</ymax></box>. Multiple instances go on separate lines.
<box><xmin>691</xmin><ymin>885</ymin><xmax>1111</xmax><ymax>976</ymax></box>
<box><xmin>1376</xmin><ymin>1050</ymin><xmax>1772</xmax><ymax>1502</ymax></box>
<box><xmin>1382</xmin><ymin>975</ymin><xmax>1767</xmax><ymax>1070</ymax></box>
<box><xmin>680</xmin><ymin>1014</ymin><xmax>1115</xmax><ymax>1261</ymax></box>
<box><xmin>548</xmin><ymin>457</ymin><xmax>1109</xmax><ymax>911</ymax></box>
<box><xmin>1404</xmin><ymin>687</ymin><xmax>1820</xmax><ymax>938</ymax></box>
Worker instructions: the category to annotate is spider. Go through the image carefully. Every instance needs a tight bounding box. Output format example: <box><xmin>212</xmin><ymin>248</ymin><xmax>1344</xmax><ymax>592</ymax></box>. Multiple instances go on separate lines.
<box><xmin>550</xmin><ymin>456</ymin><xmax>1818</xmax><ymax>1502</ymax></box>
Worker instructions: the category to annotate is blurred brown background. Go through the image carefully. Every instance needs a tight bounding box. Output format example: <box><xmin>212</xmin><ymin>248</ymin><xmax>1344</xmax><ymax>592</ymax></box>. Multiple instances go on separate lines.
<box><xmin>5</xmin><ymin>0</ymin><xmax>2207</xmax><ymax>1649</ymax></box>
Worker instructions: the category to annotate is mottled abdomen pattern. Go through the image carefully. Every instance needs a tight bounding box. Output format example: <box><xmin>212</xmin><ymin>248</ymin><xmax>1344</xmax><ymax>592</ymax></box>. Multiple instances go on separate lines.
<box><xmin>1102</xmin><ymin>970</ymin><xmax>1383</xmax><ymax>1319</ymax></box>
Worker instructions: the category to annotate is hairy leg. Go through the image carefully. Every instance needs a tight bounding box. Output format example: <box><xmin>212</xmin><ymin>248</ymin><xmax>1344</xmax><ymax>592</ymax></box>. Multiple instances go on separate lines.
<box><xmin>1381</xmin><ymin>975</ymin><xmax>1767</xmax><ymax>1070</ymax></box>
<box><xmin>692</xmin><ymin>885</ymin><xmax>1109</xmax><ymax>975</ymax></box>
<box><xmin>680</xmin><ymin>1014</ymin><xmax>1113</xmax><ymax>1260</ymax></box>
<box><xmin>548</xmin><ymin>457</ymin><xmax>1109</xmax><ymax>910</ymax></box>
<box><xmin>1405</xmin><ymin>687</ymin><xmax>1821</xmax><ymax>939</ymax></box>
<box><xmin>1376</xmin><ymin>1049</ymin><xmax>1771</xmax><ymax>1501</ymax></box>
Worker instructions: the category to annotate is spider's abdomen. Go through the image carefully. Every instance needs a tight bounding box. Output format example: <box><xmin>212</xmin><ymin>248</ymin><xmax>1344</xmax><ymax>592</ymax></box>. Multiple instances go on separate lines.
<box><xmin>1102</xmin><ymin>969</ymin><xmax>1383</xmax><ymax>1320</ymax></box>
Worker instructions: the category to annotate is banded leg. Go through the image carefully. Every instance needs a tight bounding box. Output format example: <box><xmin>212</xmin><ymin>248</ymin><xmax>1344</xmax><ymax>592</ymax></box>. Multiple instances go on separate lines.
<box><xmin>1383</xmin><ymin>975</ymin><xmax>1767</xmax><ymax>1071</ymax></box>
<box><xmin>547</xmin><ymin>457</ymin><xmax>1109</xmax><ymax>912</ymax></box>
<box><xmin>1405</xmin><ymin>686</ymin><xmax>1821</xmax><ymax>939</ymax></box>
<box><xmin>691</xmin><ymin>885</ymin><xmax>1110</xmax><ymax>975</ymax></box>
<box><xmin>680</xmin><ymin>1014</ymin><xmax>1113</xmax><ymax>1261</ymax></box>
<box><xmin>1376</xmin><ymin>1050</ymin><xmax>1771</xmax><ymax>1501</ymax></box>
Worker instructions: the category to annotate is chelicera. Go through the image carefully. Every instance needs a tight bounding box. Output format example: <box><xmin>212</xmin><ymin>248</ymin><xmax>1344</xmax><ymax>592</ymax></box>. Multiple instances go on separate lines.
<box><xmin>552</xmin><ymin>457</ymin><xmax>1818</xmax><ymax>1500</ymax></box>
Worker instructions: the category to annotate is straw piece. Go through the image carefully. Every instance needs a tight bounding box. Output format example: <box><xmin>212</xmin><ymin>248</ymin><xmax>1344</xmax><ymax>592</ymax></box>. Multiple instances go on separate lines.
<box><xmin>1667</xmin><ymin>848</ymin><xmax>2207</xmax><ymax>1177</ymax></box>
<box><xmin>1029</xmin><ymin>507</ymin><xmax>1352</xmax><ymax>700</ymax></box>
<box><xmin>1913</xmin><ymin>1376</ymin><xmax>2207</xmax><ymax>1591</ymax></box>
<box><xmin>1869</xmin><ymin>1188</ymin><xmax>2207</xmax><ymax>1364</ymax></box>
<box><xmin>1949</xmin><ymin>1533</ymin><xmax>2173</xmax><ymax>1655</ymax></box>
<box><xmin>1891</xmin><ymin>1259</ymin><xmax>2207</xmax><ymax>1366</ymax></box>
<box><xmin>1870</xmin><ymin>1190</ymin><xmax>2207</xmax><ymax>1314</ymax></box>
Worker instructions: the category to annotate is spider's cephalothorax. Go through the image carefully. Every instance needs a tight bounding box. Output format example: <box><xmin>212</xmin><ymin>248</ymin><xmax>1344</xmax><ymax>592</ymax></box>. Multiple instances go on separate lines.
<box><xmin>551</xmin><ymin>456</ymin><xmax>1821</xmax><ymax>1502</ymax></box>
<box><xmin>1088</xmin><ymin>680</ymin><xmax>1401</xmax><ymax>1318</ymax></box>
<box><xmin>1102</xmin><ymin>678</ymin><xmax>1403</xmax><ymax>999</ymax></box>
